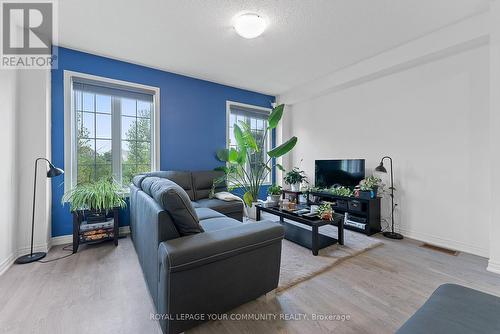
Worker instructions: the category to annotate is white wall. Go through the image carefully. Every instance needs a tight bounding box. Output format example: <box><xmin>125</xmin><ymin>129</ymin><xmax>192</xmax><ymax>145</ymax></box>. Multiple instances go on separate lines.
<box><xmin>286</xmin><ymin>45</ymin><xmax>490</xmax><ymax>257</ymax></box>
<box><xmin>0</xmin><ymin>70</ymin><xmax>19</xmax><ymax>275</ymax></box>
<box><xmin>0</xmin><ymin>69</ymin><xmax>51</xmax><ymax>276</ymax></box>
<box><xmin>16</xmin><ymin>69</ymin><xmax>52</xmax><ymax>255</ymax></box>
<box><xmin>488</xmin><ymin>1</ymin><xmax>500</xmax><ymax>274</ymax></box>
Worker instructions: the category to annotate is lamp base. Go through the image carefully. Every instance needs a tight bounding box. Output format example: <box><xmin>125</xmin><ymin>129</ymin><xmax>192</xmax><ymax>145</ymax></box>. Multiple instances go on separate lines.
<box><xmin>383</xmin><ymin>231</ymin><xmax>404</xmax><ymax>240</ymax></box>
<box><xmin>15</xmin><ymin>252</ymin><xmax>46</xmax><ymax>264</ymax></box>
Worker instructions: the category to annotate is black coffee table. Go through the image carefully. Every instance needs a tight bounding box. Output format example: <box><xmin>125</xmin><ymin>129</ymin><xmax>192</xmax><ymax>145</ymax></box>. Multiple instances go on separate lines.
<box><xmin>256</xmin><ymin>205</ymin><xmax>344</xmax><ymax>256</ymax></box>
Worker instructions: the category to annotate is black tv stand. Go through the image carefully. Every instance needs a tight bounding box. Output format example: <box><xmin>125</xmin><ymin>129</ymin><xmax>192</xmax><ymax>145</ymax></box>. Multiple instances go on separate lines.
<box><xmin>308</xmin><ymin>191</ymin><xmax>381</xmax><ymax>236</ymax></box>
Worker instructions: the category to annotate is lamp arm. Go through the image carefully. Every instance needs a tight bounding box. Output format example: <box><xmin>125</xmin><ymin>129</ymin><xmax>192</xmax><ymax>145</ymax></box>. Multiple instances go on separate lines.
<box><xmin>36</xmin><ymin>157</ymin><xmax>54</xmax><ymax>167</ymax></box>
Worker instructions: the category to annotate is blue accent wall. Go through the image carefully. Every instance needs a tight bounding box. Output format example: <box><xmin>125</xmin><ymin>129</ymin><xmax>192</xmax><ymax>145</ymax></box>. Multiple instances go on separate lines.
<box><xmin>51</xmin><ymin>46</ymin><xmax>275</xmax><ymax>237</ymax></box>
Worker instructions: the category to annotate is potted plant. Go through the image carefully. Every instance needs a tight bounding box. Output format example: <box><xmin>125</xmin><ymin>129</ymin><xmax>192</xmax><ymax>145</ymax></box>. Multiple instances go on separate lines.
<box><xmin>317</xmin><ymin>202</ymin><xmax>334</xmax><ymax>221</ymax></box>
<box><xmin>358</xmin><ymin>175</ymin><xmax>383</xmax><ymax>199</ymax></box>
<box><xmin>284</xmin><ymin>167</ymin><xmax>307</xmax><ymax>191</ymax></box>
<box><xmin>267</xmin><ymin>185</ymin><xmax>282</xmax><ymax>203</ymax></box>
<box><xmin>328</xmin><ymin>186</ymin><xmax>354</xmax><ymax>197</ymax></box>
<box><xmin>214</xmin><ymin>104</ymin><xmax>298</xmax><ymax>219</ymax></box>
<box><xmin>63</xmin><ymin>178</ymin><xmax>127</xmax><ymax>222</ymax></box>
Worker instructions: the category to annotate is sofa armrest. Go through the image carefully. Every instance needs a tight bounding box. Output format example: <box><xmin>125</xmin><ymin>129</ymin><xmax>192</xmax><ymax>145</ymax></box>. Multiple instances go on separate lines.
<box><xmin>158</xmin><ymin>221</ymin><xmax>284</xmax><ymax>272</ymax></box>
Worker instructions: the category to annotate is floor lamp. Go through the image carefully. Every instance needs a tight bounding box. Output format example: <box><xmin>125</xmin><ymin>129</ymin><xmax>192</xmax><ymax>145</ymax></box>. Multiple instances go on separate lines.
<box><xmin>375</xmin><ymin>156</ymin><xmax>403</xmax><ymax>240</ymax></box>
<box><xmin>15</xmin><ymin>158</ymin><xmax>64</xmax><ymax>264</ymax></box>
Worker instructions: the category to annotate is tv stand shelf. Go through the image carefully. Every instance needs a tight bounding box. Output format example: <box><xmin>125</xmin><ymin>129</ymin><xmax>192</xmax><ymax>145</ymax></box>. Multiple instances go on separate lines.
<box><xmin>307</xmin><ymin>191</ymin><xmax>381</xmax><ymax>236</ymax></box>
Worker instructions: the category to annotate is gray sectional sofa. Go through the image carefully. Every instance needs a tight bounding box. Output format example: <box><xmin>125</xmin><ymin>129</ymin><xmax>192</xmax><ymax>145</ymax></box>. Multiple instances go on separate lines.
<box><xmin>129</xmin><ymin>170</ymin><xmax>285</xmax><ymax>334</ymax></box>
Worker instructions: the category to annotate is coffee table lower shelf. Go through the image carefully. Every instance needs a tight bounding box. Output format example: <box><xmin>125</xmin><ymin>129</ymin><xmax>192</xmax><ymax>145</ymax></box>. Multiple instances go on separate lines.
<box><xmin>281</xmin><ymin>220</ymin><xmax>339</xmax><ymax>255</ymax></box>
<box><xmin>256</xmin><ymin>205</ymin><xmax>344</xmax><ymax>256</ymax></box>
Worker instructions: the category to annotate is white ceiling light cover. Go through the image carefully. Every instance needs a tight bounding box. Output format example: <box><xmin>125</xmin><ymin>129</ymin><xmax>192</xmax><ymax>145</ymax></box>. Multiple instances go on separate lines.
<box><xmin>233</xmin><ymin>13</ymin><xmax>267</xmax><ymax>39</ymax></box>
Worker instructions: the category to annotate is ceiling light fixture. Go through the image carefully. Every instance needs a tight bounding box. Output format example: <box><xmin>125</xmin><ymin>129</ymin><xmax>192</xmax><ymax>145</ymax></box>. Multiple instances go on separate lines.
<box><xmin>233</xmin><ymin>13</ymin><xmax>266</xmax><ymax>39</ymax></box>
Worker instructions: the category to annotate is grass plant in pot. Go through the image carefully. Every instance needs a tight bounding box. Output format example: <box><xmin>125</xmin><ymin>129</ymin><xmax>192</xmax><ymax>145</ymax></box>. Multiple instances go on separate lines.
<box><xmin>63</xmin><ymin>178</ymin><xmax>127</xmax><ymax>223</ymax></box>
<box><xmin>213</xmin><ymin>104</ymin><xmax>297</xmax><ymax>219</ymax></box>
<box><xmin>284</xmin><ymin>167</ymin><xmax>307</xmax><ymax>191</ymax></box>
<box><xmin>267</xmin><ymin>185</ymin><xmax>282</xmax><ymax>203</ymax></box>
<box><xmin>358</xmin><ymin>175</ymin><xmax>383</xmax><ymax>199</ymax></box>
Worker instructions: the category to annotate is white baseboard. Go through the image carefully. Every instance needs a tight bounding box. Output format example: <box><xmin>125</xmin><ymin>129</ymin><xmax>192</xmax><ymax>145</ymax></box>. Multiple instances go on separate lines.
<box><xmin>487</xmin><ymin>260</ymin><xmax>500</xmax><ymax>275</ymax></box>
<box><xmin>0</xmin><ymin>253</ymin><xmax>16</xmax><ymax>276</ymax></box>
<box><xmin>0</xmin><ymin>242</ymin><xmax>50</xmax><ymax>277</ymax></box>
<box><xmin>399</xmin><ymin>228</ymin><xmax>489</xmax><ymax>258</ymax></box>
<box><xmin>50</xmin><ymin>226</ymin><xmax>131</xmax><ymax>247</ymax></box>
<box><xmin>0</xmin><ymin>226</ymin><xmax>131</xmax><ymax>277</ymax></box>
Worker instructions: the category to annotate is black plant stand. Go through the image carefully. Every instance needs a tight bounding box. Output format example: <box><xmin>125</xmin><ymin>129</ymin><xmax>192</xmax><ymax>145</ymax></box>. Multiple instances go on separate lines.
<box><xmin>72</xmin><ymin>208</ymin><xmax>120</xmax><ymax>253</ymax></box>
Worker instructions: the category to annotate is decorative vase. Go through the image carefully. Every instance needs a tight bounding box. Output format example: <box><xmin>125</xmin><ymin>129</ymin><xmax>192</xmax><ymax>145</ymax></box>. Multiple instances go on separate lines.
<box><xmin>359</xmin><ymin>191</ymin><xmax>372</xmax><ymax>200</ymax></box>
<box><xmin>268</xmin><ymin>195</ymin><xmax>281</xmax><ymax>203</ymax></box>
<box><xmin>291</xmin><ymin>183</ymin><xmax>300</xmax><ymax>192</ymax></box>
<box><xmin>247</xmin><ymin>202</ymin><xmax>260</xmax><ymax>220</ymax></box>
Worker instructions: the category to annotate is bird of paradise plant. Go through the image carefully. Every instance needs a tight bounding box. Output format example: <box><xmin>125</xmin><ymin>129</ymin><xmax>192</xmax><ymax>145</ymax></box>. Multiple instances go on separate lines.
<box><xmin>214</xmin><ymin>104</ymin><xmax>297</xmax><ymax>207</ymax></box>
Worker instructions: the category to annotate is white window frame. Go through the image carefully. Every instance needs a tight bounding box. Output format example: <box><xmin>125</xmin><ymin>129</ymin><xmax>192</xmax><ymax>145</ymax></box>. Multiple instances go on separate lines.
<box><xmin>63</xmin><ymin>70</ymin><xmax>160</xmax><ymax>192</ymax></box>
<box><xmin>226</xmin><ymin>101</ymin><xmax>272</xmax><ymax>186</ymax></box>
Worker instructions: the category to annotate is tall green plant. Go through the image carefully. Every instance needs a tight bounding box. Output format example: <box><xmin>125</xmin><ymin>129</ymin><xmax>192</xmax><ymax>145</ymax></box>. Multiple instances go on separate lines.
<box><xmin>214</xmin><ymin>104</ymin><xmax>297</xmax><ymax>207</ymax></box>
<box><xmin>63</xmin><ymin>178</ymin><xmax>127</xmax><ymax>212</ymax></box>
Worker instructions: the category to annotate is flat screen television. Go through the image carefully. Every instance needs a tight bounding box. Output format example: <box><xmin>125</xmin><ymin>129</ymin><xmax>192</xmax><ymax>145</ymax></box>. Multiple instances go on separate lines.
<box><xmin>315</xmin><ymin>159</ymin><xmax>365</xmax><ymax>188</ymax></box>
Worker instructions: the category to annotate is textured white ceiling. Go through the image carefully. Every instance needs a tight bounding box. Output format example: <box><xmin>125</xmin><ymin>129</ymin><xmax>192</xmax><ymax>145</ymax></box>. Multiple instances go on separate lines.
<box><xmin>58</xmin><ymin>0</ymin><xmax>488</xmax><ymax>95</ymax></box>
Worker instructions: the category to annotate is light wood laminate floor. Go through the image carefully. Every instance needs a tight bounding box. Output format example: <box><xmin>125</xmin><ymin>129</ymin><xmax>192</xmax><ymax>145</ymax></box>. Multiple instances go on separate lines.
<box><xmin>1</xmin><ymin>235</ymin><xmax>499</xmax><ymax>334</ymax></box>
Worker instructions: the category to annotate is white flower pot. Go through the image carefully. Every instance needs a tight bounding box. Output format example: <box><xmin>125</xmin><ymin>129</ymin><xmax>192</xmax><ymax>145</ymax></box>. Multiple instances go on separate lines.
<box><xmin>291</xmin><ymin>183</ymin><xmax>300</xmax><ymax>192</ymax></box>
<box><xmin>268</xmin><ymin>195</ymin><xmax>281</xmax><ymax>203</ymax></box>
<box><xmin>246</xmin><ymin>202</ymin><xmax>260</xmax><ymax>220</ymax></box>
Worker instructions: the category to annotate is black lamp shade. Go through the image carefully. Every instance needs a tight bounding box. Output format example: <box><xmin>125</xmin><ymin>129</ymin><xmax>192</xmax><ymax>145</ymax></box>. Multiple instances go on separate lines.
<box><xmin>375</xmin><ymin>163</ymin><xmax>387</xmax><ymax>173</ymax></box>
<box><xmin>47</xmin><ymin>165</ymin><xmax>64</xmax><ymax>178</ymax></box>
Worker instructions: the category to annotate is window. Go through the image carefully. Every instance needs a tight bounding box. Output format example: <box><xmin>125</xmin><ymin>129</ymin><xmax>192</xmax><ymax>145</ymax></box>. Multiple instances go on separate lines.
<box><xmin>65</xmin><ymin>71</ymin><xmax>159</xmax><ymax>190</ymax></box>
<box><xmin>227</xmin><ymin>101</ymin><xmax>272</xmax><ymax>184</ymax></box>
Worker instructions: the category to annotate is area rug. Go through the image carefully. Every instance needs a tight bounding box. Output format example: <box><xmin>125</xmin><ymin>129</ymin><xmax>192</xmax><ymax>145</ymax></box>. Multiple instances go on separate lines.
<box><xmin>256</xmin><ymin>213</ymin><xmax>383</xmax><ymax>292</ymax></box>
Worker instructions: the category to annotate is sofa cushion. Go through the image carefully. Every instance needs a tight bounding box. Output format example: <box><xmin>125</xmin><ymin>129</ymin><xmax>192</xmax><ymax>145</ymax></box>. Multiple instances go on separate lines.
<box><xmin>149</xmin><ymin>178</ymin><xmax>204</xmax><ymax>236</ymax></box>
<box><xmin>143</xmin><ymin>171</ymin><xmax>195</xmax><ymax>200</ymax></box>
<box><xmin>195</xmin><ymin>208</ymin><xmax>225</xmax><ymax>221</ymax></box>
<box><xmin>141</xmin><ymin>176</ymin><xmax>161</xmax><ymax>197</ymax></box>
<box><xmin>193</xmin><ymin>198</ymin><xmax>243</xmax><ymax>215</ymax></box>
<box><xmin>192</xmin><ymin>171</ymin><xmax>226</xmax><ymax>200</ymax></box>
<box><xmin>199</xmin><ymin>217</ymin><xmax>241</xmax><ymax>232</ymax></box>
<box><xmin>396</xmin><ymin>284</ymin><xmax>500</xmax><ymax>334</ymax></box>
<box><xmin>132</xmin><ymin>174</ymin><xmax>148</xmax><ymax>188</ymax></box>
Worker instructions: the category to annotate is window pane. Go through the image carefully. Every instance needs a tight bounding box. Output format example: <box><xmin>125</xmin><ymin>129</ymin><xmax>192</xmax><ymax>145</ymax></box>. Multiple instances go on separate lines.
<box><xmin>76</xmin><ymin>111</ymin><xmax>83</xmax><ymax>134</ymax></box>
<box><xmin>122</xmin><ymin>116</ymin><xmax>136</xmax><ymax>140</ymax></box>
<box><xmin>95</xmin><ymin>113</ymin><xmax>111</xmax><ymax>139</ymax></box>
<box><xmin>136</xmin><ymin>141</ymin><xmax>151</xmax><ymax>165</ymax></box>
<box><xmin>136</xmin><ymin>118</ymin><xmax>151</xmax><ymax>141</ymax></box>
<box><xmin>137</xmin><ymin>101</ymin><xmax>151</xmax><ymax>118</ymax></box>
<box><xmin>95</xmin><ymin>139</ymin><xmax>112</xmax><ymax>164</ymax></box>
<box><xmin>81</xmin><ymin>112</ymin><xmax>95</xmax><ymax>138</ymax></box>
<box><xmin>137</xmin><ymin>164</ymin><xmax>151</xmax><ymax>174</ymax></box>
<box><xmin>77</xmin><ymin>164</ymin><xmax>94</xmax><ymax>184</ymax></box>
<box><xmin>251</xmin><ymin>118</ymin><xmax>257</xmax><ymax>130</ymax></box>
<box><xmin>121</xmin><ymin>140</ymin><xmax>135</xmax><ymax>164</ymax></box>
<box><xmin>73</xmin><ymin>83</ymin><xmax>155</xmax><ymax>187</ymax></box>
<box><xmin>228</xmin><ymin>107</ymin><xmax>271</xmax><ymax>184</ymax></box>
<box><xmin>95</xmin><ymin>164</ymin><xmax>112</xmax><ymax>181</ymax></box>
<box><xmin>77</xmin><ymin>138</ymin><xmax>95</xmax><ymax>166</ymax></box>
<box><xmin>96</xmin><ymin>95</ymin><xmax>111</xmax><ymax>113</ymax></box>
<box><xmin>257</xmin><ymin>119</ymin><xmax>265</xmax><ymax>130</ymax></box>
<box><xmin>121</xmin><ymin>98</ymin><xmax>136</xmax><ymax>116</ymax></box>
<box><xmin>74</xmin><ymin>91</ymin><xmax>82</xmax><ymax>111</ymax></box>
<box><xmin>122</xmin><ymin>164</ymin><xmax>137</xmax><ymax>185</ymax></box>
<box><xmin>229</xmin><ymin>127</ymin><xmax>235</xmax><ymax>146</ymax></box>
<box><xmin>83</xmin><ymin>92</ymin><xmax>94</xmax><ymax>112</ymax></box>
